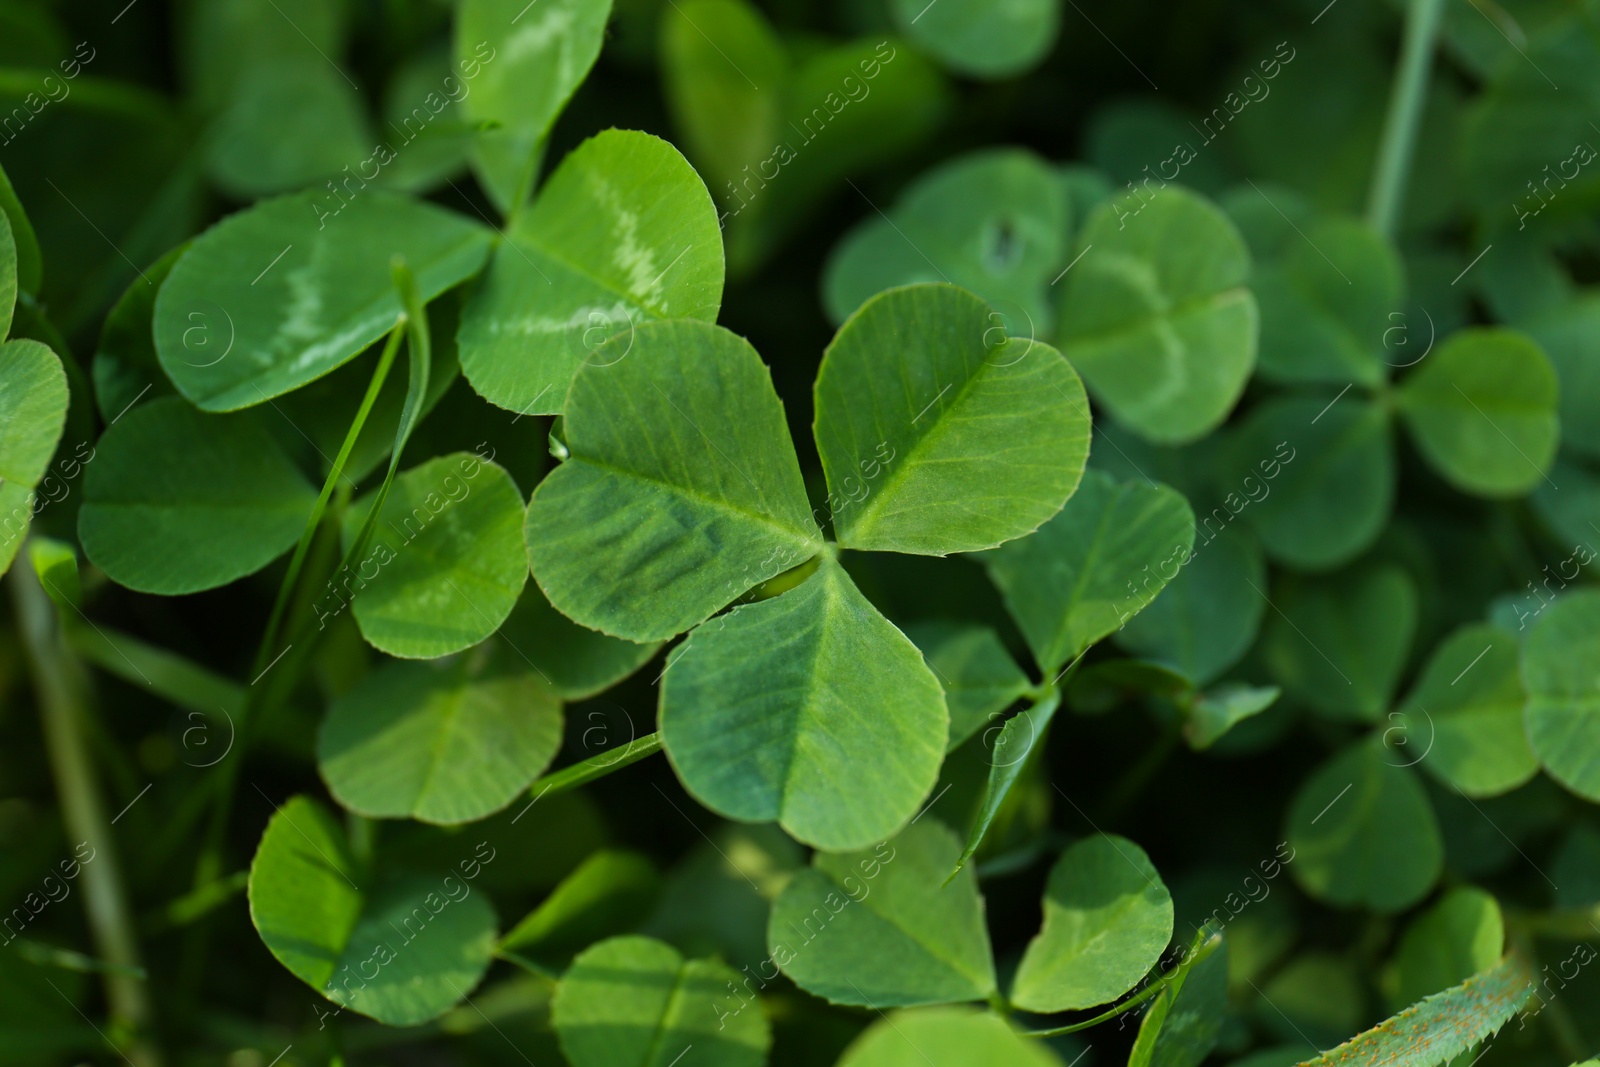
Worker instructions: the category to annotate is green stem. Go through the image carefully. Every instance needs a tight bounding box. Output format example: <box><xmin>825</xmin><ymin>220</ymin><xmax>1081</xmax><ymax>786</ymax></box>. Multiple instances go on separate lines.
<box><xmin>525</xmin><ymin>732</ymin><xmax>665</xmax><ymax>799</ymax></box>
<box><xmin>1366</xmin><ymin>0</ymin><xmax>1448</xmax><ymax>236</ymax></box>
<box><xmin>9</xmin><ymin>554</ymin><xmax>161</xmax><ymax>1066</ymax></box>
<box><xmin>1023</xmin><ymin>925</ymin><xmax>1223</xmax><ymax>1038</ymax></box>
<box><xmin>253</xmin><ymin>323</ymin><xmax>404</xmax><ymax>677</ymax></box>
<box><xmin>177</xmin><ymin>491</ymin><xmax>349</xmax><ymax>1005</ymax></box>
<box><xmin>1022</xmin><ymin>976</ymin><xmax>1170</xmax><ymax>1037</ymax></box>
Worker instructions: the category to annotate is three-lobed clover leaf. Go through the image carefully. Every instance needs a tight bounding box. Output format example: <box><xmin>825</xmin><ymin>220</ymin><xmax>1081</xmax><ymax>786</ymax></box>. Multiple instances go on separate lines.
<box><xmin>525</xmin><ymin>283</ymin><xmax>1088</xmax><ymax>849</ymax></box>
<box><xmin>457</xmin><ymin>128</ymin><xmax>725</xmax><ymax>417</ymax></box>
<box><xmin>316</xmin><ymin>650</ymin><xmax>563</xmax><ymax>825</ymax></box>
<box><xmin>551</xmin><ymin>935</ymin><xmax>771</xmax><ymax>1067</ymax></box>
<box><xmin>1057</xmin><ymin>185</ymin><xmax>1258</xmax><ymax>445</ymax></box>
<box><xmin>822</xmin><ymin>149</ymin><xmax>1069</xmax><ymax>331</ymax></box>
<box><xmin>154</xmin><ymin>192</ymin><xmax>491</xmax><ymax>411</ymax></box>
<box><xmin>247</xmin><ymin>795</ymin><xmax>498</xmax><ymax>1027</ymax></box>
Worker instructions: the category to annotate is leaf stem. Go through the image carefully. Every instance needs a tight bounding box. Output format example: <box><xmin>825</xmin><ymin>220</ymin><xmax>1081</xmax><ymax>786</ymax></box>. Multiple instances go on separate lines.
<box><xmin>9</xmin><ymin>553</ymin><xmax>162</xmax><ymax>1066</ymax></box>
<box><xmin>1022</xmin><ymin>925</ymin><xmax>1222</xmax><ymax>1038</ymax></box>
<box><xmin>1366</xmin><ymin>0</ymin><xmax>1448</xmax><ymax>236</ymax></box>
<box><xmin>253</xmin><ymin>322</ymin><xmax>406</xmax><ymax>677</ymax></box>
<box><xmin>525</xmin><ymin>732</ymin><xmax>665</xmax><ymax>800</ymax></box>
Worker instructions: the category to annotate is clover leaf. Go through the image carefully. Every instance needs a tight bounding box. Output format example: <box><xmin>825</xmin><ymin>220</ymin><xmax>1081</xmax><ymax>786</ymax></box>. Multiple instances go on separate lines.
<box><xmin>1011</xmin><ymin>834</ymin><xmax>1174</xmax><ymax>1013</ymax></box>
<box><xmin>458</xmin><ymin>129</ymin><xmax>725</xmax><ymax>417</ymax></box>
<box><xmin>455</xmin><ymin>0</ymin><xmax>613</xmax><ymax>212</ymax></box>
<box><xmin>551</xmin><ymin>935</ymin><xmax>772</xmax><ymax>1067</ymax></box>
<box><xmin>339</xmin><ymin>451</ymin><xmax>528</xmax><ymax>659</ymax></box>
<box><xmin>661</xmin><ymin>0</ymin><xmax>947</xmax><ymax>272</ymax></box>
<box><xmin>1390</xmin><ymin>624</ymin><xmax>1536</xmax><ymax>798</ymax></box>
<box><xmin>154</xmin><ymin>193</ymin><xmax>491</xmax><ymax>411</ymax></box>
<box><xmin>1116</xmin><ymin>524</ymin><xmax>1266</xmax><ymax>687</ymax></box>
<box><xmin>840</xmin><ymin>1007</ymin><xmax>1061</xmax><ymax>1067</ymax></box>
<box><xmin>1227</xmin><ymin>394</ymin><xmax>1393</xmax><ymax>571</ymax></box>
<box><xmin>0</xmin><ymin>161</ymin><xmax>40</xmax><ymax>295</ymax></box>
<box><xmin>246</xmin><ymin>796</ymin><xmax>498</xmax><ymax>1026</ymax></box>
<box><xmin>1286</xmin><ymin>740</ymin><xmax>1443</xmax><ymax>912</ymax></box>
<box><xmin>1396</xmin><ymin>327</ymin><xmax>1560</xmax><ymax>498</ymax></box>
<box><xmin>498</xmin><ymin>583</ymin><xmax>661</xmax><ymax>701</ymax></box>
<box><xmin>524</xmin><ymin>319</ymin><xmax>821</xmax><ymax>643</ymax></box>
<box><xmin>906</xmin><ymin>621</ymin><xmax>1032</xmax><ymax>752</ymax></box>
<box><xmin>814</xmin><ymin>284</ymin><xmax>1090</xmax><ymax>554</ymax></box>
<box><xmin>1392</xmin><ymin>887</ymin><xmax>1504</xmax><ymax>1007</ymax></box>
<box><xmin>1248</xmin><ymin>216</ymin><xmax>1403</xmax><ymax>387</ymax></box>
<box><xmin>316</xmin><ymin>652</ymin><xmax>562</xmax><ymax>824</ymax></box>
<box><xmin>888</xmin><ymin>0</ymin><xmax>1059</xmax><ymax>80</ymax></box>
<box><xmin>1057</xmin><ymin>185</ymin><xmax>1257</xmax><ymax>444</ymax></box>
<box><xmin>1523</xmin><ymin>589</ymin><xmax>1600</xmax><ymax>802</ymax></box>
<box><xmin>78</xmin><ymin>398</ymin><xmax>316</xmax><ymax>595</ymax></box>
<box><xmin>1261</xmin><ymin>565</ymin><xmax>1417</xmax><ymax>723</ymax></box>
<box><xmin>768</xmin><ymin>819</ymin><xmax>995</xmax><ymax>1007</ymax></box>
<box><xmin>982</xmin><ymin>469</ymin><xmax>1196</xmax><ymax>674</ymax></box>
<box><xmin>822</xmin><ymin>149</ymin><xmax>1070</xmax><ymax>330</ymax></box>
<box><xmin>0</xmin><ymin>213</ymin><xmax>15</xmax><ymax>342</ymax></box>
<box><xmin>1525</xmin><ymin>293</ymin><xmax>1600</xmax><ymax>462</ymax></box>
<box><xmin>0</xmin><ymin>337</ymin><xmax>69</xmax><ymax>574</ymax></box>
<box><xmin>661</xmin><ymin>554</ymin><xmax>946</xmax><ymax>850</ymax></box>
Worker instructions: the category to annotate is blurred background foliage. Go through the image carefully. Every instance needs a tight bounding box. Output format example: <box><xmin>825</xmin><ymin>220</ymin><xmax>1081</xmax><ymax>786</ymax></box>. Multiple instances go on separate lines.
<box><xmin>4</xmin><ymin>0</ymin><xmax>1600</xmax><ymax>1064</ymax></box>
